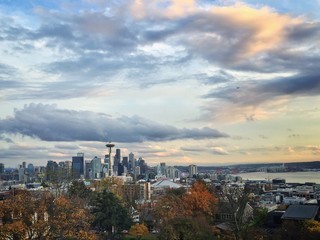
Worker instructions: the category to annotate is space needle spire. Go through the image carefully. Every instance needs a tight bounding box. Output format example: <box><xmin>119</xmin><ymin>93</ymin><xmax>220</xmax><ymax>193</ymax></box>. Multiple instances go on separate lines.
<box><xmin>106</xmin><ymin>142</ymin><xmax>115</xmax><ymax>176</ymax></box>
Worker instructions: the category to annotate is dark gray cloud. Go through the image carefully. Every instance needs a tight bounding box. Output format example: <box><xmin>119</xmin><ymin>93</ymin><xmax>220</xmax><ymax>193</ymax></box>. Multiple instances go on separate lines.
<box><xmin>0</xmin><ymin>103</ymin><xmax>229</xmax><ymax>142</ymax></box>
<box><xmin>0</xmin><ymin>134</ymin><xmax>14</xmax><ymax>143</ymax></box>
<box><xmin>204</xmin><ymin>74</ymin><xmax>320</xmax><ymax>106</ymax></box>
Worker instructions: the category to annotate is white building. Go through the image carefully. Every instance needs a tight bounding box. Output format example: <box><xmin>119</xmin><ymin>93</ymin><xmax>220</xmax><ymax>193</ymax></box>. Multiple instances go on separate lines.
<box><xmin>188</xmin><ymin>164</ymin><xmax>198</xmax><ymax>177</ymax></box>
<box><xmin>283</xmin><ymin>196</ymin><xmax>307</xmax><ymax>205</ymax></box>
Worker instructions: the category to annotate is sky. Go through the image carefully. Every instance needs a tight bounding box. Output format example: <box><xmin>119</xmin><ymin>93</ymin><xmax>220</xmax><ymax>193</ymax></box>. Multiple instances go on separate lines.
<box><xmin>1</xmin><ymin>0</ymin><xmax>320</xmax><ymax>168</ymax></box>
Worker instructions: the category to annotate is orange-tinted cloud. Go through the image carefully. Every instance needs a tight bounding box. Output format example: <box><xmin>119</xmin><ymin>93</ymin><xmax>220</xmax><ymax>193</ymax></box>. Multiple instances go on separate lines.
<box><xmin>211</xmin><ymin>3</ymin><xmax>301</xmax><ymax>59</ymax></box>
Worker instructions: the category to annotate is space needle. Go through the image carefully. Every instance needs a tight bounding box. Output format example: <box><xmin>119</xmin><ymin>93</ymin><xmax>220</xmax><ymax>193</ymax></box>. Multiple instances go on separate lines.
<box><xmin>106</xmin><ymin>142</ymin><xmax>115</xmax><ymax>176</ymax></box>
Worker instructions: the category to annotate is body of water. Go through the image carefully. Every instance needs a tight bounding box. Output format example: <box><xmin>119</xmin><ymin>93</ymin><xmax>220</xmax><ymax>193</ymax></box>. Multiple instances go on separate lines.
<box><xmin>234</xmin><ymin>171</ymin><xmax>320</xmax><ymax>184</ymax></box>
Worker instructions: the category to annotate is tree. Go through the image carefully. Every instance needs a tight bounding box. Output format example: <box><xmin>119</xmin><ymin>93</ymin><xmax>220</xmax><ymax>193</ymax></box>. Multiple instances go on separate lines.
<box><xmin>91</xmin><ymin>190</ymin><xmax>132</xmax><ymax>239</ymax></box>
<box><xmin>218</xmin><ymin>184</ymin><xmax>253</xmax><ymax>240</ymax></box>
<box><xmin>45</xmin><ymin>165</ymin><xmax>71</xmax><ymax>197</ymax></box>
<box><xmin>274</xmin><ymin>220</ymin><xmax>320</xmax><ymax>240</ymax></box>
<box><xmin>154</xmin><ymin>188</ymin><xmax>187</xmax><ymax>221</ymax></box>
<box><xmin>68</xmin><ymin>180</ymin><xmax>94</xmax><ymax>206</ymax></box>
<box><xmin>154</xmin><ymin>181</ymin><xmax>218</xmax><ymax>239</ymax></box>
<box><xmin>158</xmin><ymin>216</ymin><xmax>217</xmax><ymax>240</ymax></box>
<box><xmin>0</xmin><ymin>190</ymin><xmax>52</xmax><ymax>240</ymax></box>
<box><xmin>128</xmin><ymin>224</ymin><xmax>149</xmax><ymax>239</ymax></box>
<box><xmin>48</xmin><ymin>196</ymin><xmax>95</xmax><ymax>240</ymax></box>
<box><xmin>154</xmin><ymin>181</ymin><xmax>217</xmax><ymax>221</ymax></box>
<box><xmin>304</xmin><ymin>220</ymin><xmax>320</xmax><ymax>240</ymax></box>
<box><xmin>0</xmin><ymin>190</ymin><xmax>95</xmax><ymax>240</ymax></box>
<box><xmin>182</xmin><ymin>180</ymin><xmax>217</xmax><ymax>217</ymax></box>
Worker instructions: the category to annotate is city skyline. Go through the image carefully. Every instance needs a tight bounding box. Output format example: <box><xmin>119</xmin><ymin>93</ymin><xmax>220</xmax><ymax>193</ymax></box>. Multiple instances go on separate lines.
<box><xmin>1</xmin><ymin>1</ymin><xmax>320</xmax><ymax>167</ymax></box>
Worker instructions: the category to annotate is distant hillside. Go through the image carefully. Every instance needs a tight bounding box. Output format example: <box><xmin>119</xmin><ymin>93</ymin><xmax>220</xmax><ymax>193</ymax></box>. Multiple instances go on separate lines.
<box><xmin>175</xmin><ymin>161</ymin><xmax>320</xmax><ymax>172</ymax></box>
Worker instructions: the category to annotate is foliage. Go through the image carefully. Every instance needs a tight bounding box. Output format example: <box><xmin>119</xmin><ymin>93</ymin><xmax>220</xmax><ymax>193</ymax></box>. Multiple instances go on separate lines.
<box><xmin>129</xmin><ymin>223</ymin><xmax>149</xmax><ymax>238</ymax></box>
<box><xmin>45</xmin><ymin>167</ymin><xmax>71</xmax><ymax>197</ymax></box>
<box><xmin>182</xmin><ymin>180</ymin><xmax>217</xmax><ymax>217</ymax></box>
<box><xmin>0</xmin><ymin>190</ymin><xmax>51</xmax><ymax>239</ymax></box>
<box><xmin>154</xmin><ymin>188</ymin><xmax>187</xmax><ymax>220</ymax></box>
<box><xmin>48</xmin><ymin>196</ymin><xmax>95</xmax><ymax>239</ymax></box>
<box><xmin>157</xmin><ymin>216</ymin><xmax>217</xmax><ymax>240</ymax></box>
<box><xmin>98</xmin><ymin>177</ymin><xmax>123</xmax><ymax>192</ymax></box>
<box><xmin>91</xmin><ymin>190</ymin><xmax>132</xmax><ymax>238</ymax></box>
<box><xmin>250</xmin><ymin>208</ymin><xmax>268</xmax><ymax>228</ymax></box>
<box><xmin>94</xmin><ymin>177</ymin><xmax>125</xmax><ymax>203</ymax></box>
<box><xmin>68</xmin><ymin>180</ymin><xmax>94</xmax><ymax>205</ymax></box>
<box><xmin>155</xmin><ymin>181</ymin><xmax>217</xmax><ymax>221</ymax></box>
<box><xmin>304</xmin><ymin>220</ymin><xmax>320</xmax><ymax>239</ymax></box>
<box><xmin>219</xmin><ymin>184</ymin><xmax>252</xmax><ymax>240</ymax></box>
<box><xmin>0</xmin><ymin>190</ymin><xmax>95</xmax><ymax>240</ymax></box>
<box><xmin>154</xmin><ymin>181</ymin><xmax>218</xmax><ymax>239</ymax></box>
<box><xmin>273</xmin><ymin>220</ymin><xmax>320</xmax><ymax>240</ymax></box>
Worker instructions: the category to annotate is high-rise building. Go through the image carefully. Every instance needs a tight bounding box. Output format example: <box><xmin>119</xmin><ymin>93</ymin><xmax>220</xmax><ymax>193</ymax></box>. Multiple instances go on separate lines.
<box><xmin>118</xmin><ymin>163</ymin><xmax>124</xmax><ymax>176</ymax></box>
<box><xmin>166</xmin><ymin>166</ymin><xmax>176</xmax><ymax>179</ymax></box>
<box><xmin>129</xmin><ymin>152</ymin><xmax>135</xmax><ymax>172</ymax></box>
<box><xmin>102</xmin><ymin>155</ymin><xmax>109</xmax><ymax>177</ymax></box>
<box><xmin>85</xmin><ymin>160</ymin><xmax>92</xmax><ymax>179</ymax></box>
<box><xmin>122</xmin><ymin>157</ymin><xmax>128</xmax><ymax>169</ymax></box>
<box><xmin>159</xmin><ymin>162</ymin><xmax>166</xmax><ymax>176</ymax></box>
<box><xmin>72</xmin><ymin>153</ymin><xmax>84</xmax><ymax>179</ymax></box>
<box><xmin>188</xmin><ymin>164</ymin><xmax>198</xmax><ymax>177</ymax></box>
<box><xmin>91</xmin><ymin>156</ymin><xmax>102</xmax><ymax>179</ymax></box>
<box><xmin>46</xmin><ymin>160</ymin><xmax>59</xmax><ymax>181</ymax></box>
<box><xmin>138</xmin><ymin>157</ymin><xmax>147</xmax><ymax>174</ymax></box>
<box><xmin>134</xmin><ymin>166</ymin><xmax>140</xmax><ymax>176</ymax></box>
<box><xmin>114</xmin><ymin>149</ymin><xmax>121</xmax><ymax>175</ymax></box>
<box><xmin>27</xmin><ymin>163</ymin><xmax>34</xmax><ymax>175</ymax></box>
<box><xmin>0</xmin><ymin>163</ymin><xmax>4</xmax><ymax>174</ymax></box>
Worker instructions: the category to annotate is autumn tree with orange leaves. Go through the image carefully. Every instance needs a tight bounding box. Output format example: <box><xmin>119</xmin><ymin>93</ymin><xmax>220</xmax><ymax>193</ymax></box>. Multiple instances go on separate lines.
<box><xmin>183</xmin><ymin>180</ymin><xmax>217</xmax><ymax>217</ymax></box>
<box><xmin>128</xmin><ymin>223</ymin><xmax>149</xmax><ymax>239</ymax></box>
<box><xmin>0</xmin><ymin>190</ymin><xmax>96</xmax><ymax>240</ymax></box>
<box><xmin>154</xmin><ymin>180</ymin><xmax>218</xmax><ymax>239</ymax></box>
<box><xmin>155</xmin><ymin>180</ymin><xmax>217</xmax><ymax>220</ymax></box>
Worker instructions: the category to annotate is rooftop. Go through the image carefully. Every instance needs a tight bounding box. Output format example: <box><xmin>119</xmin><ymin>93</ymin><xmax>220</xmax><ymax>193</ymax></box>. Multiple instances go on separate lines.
<box><xmin>282</xmin><ymin>205</ymin><xmax>319</xmax><ymax>220</ymax></box>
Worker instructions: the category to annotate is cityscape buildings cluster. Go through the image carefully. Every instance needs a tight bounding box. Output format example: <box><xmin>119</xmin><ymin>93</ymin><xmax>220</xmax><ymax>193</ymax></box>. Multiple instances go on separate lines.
<box><xmin>1</xmin><ymin>149</ymin><xmax>320</xmax><ymax>238</ymax></box>
<box><xmin>0</xmin><ymin>145</ymin><xmax>200</xmax><ymax>187</ymax></box>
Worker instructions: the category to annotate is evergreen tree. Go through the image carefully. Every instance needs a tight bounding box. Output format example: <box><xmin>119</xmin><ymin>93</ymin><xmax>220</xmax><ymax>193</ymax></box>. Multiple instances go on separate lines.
<box><xmin>91</xmin><ymin>190</ymin><xmax>132</xmax><ymax>239</ymax></box>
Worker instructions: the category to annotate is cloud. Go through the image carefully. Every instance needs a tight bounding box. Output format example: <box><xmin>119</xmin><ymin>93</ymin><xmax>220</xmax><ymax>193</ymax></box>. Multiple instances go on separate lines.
<box><xmin>54</xmin><ymin>143</ymin><xmax>80</xmax><ymax>150</ymax></box>
<box><xmin>205</xmin><ymin>74</ymin><xmax>320</xmax><ymax>105</ymax></box>
<box><xmin>288</xmin><ymin>134</ymin><xmax>300</xmax><ymax>138</ymax></box>
<box><xmin>0</xmin><ymin>143</ymin><xmax>49</xmax><ymax>164</ymax></box>
<box><xmin>0</xmin><ymin>63</ymin><xmax>23</xmax><ymax>91</ymax></box>
<box><xmin>0</xmin><ymin>103</ymin><xmax>229</xmax><ymax>143</ymax></box>
<box><xmin>181</xmin><ymin>147</ymin><xmax>204</xmax><ymax>152</ymax></box>
<box><xmin>202</xmin><ymin>73</ymin><xmax>320</xmax><ymax>122</ymax></box>
<box><xmin>210</xmin><ymin>146</ymin><xmax>229</xmax><ymax>155</ymax></box>
<box><xmin>180</xmin><ymin>145</ymin><xmax>229</xmax><ymax>155</ymax></box>
<box><xmin>258</xmin><ymin>135</ymin><xmax>268</xmax><ymax>139</ymax></box>
<box><xmin>0</xmin><ymin>1</ymin><xmax>319</xmax><ymax>103</ymax></box>
<box><xmin>0</xmin><ymin>134</ymin><xmax>14</xmax><ymax>143</ymax></box>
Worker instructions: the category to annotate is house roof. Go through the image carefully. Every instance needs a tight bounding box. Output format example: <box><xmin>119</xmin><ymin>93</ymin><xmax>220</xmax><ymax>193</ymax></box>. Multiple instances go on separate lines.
<box><xmin>151</xmin><ymin>179</ymin><xmax>182</xmax><ymax>189</ymax></box>
<box><xmin>282</xmin><ymin>205</ymin><xmax>319</xmax><ymax>220</ymax></box>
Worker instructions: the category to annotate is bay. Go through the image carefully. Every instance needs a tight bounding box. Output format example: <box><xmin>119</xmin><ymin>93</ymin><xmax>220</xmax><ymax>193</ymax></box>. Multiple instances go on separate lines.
<box><xmin>234</xmin><ymin>171</ymin><xmax>320</xmax><ymax>184</ymax></box>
